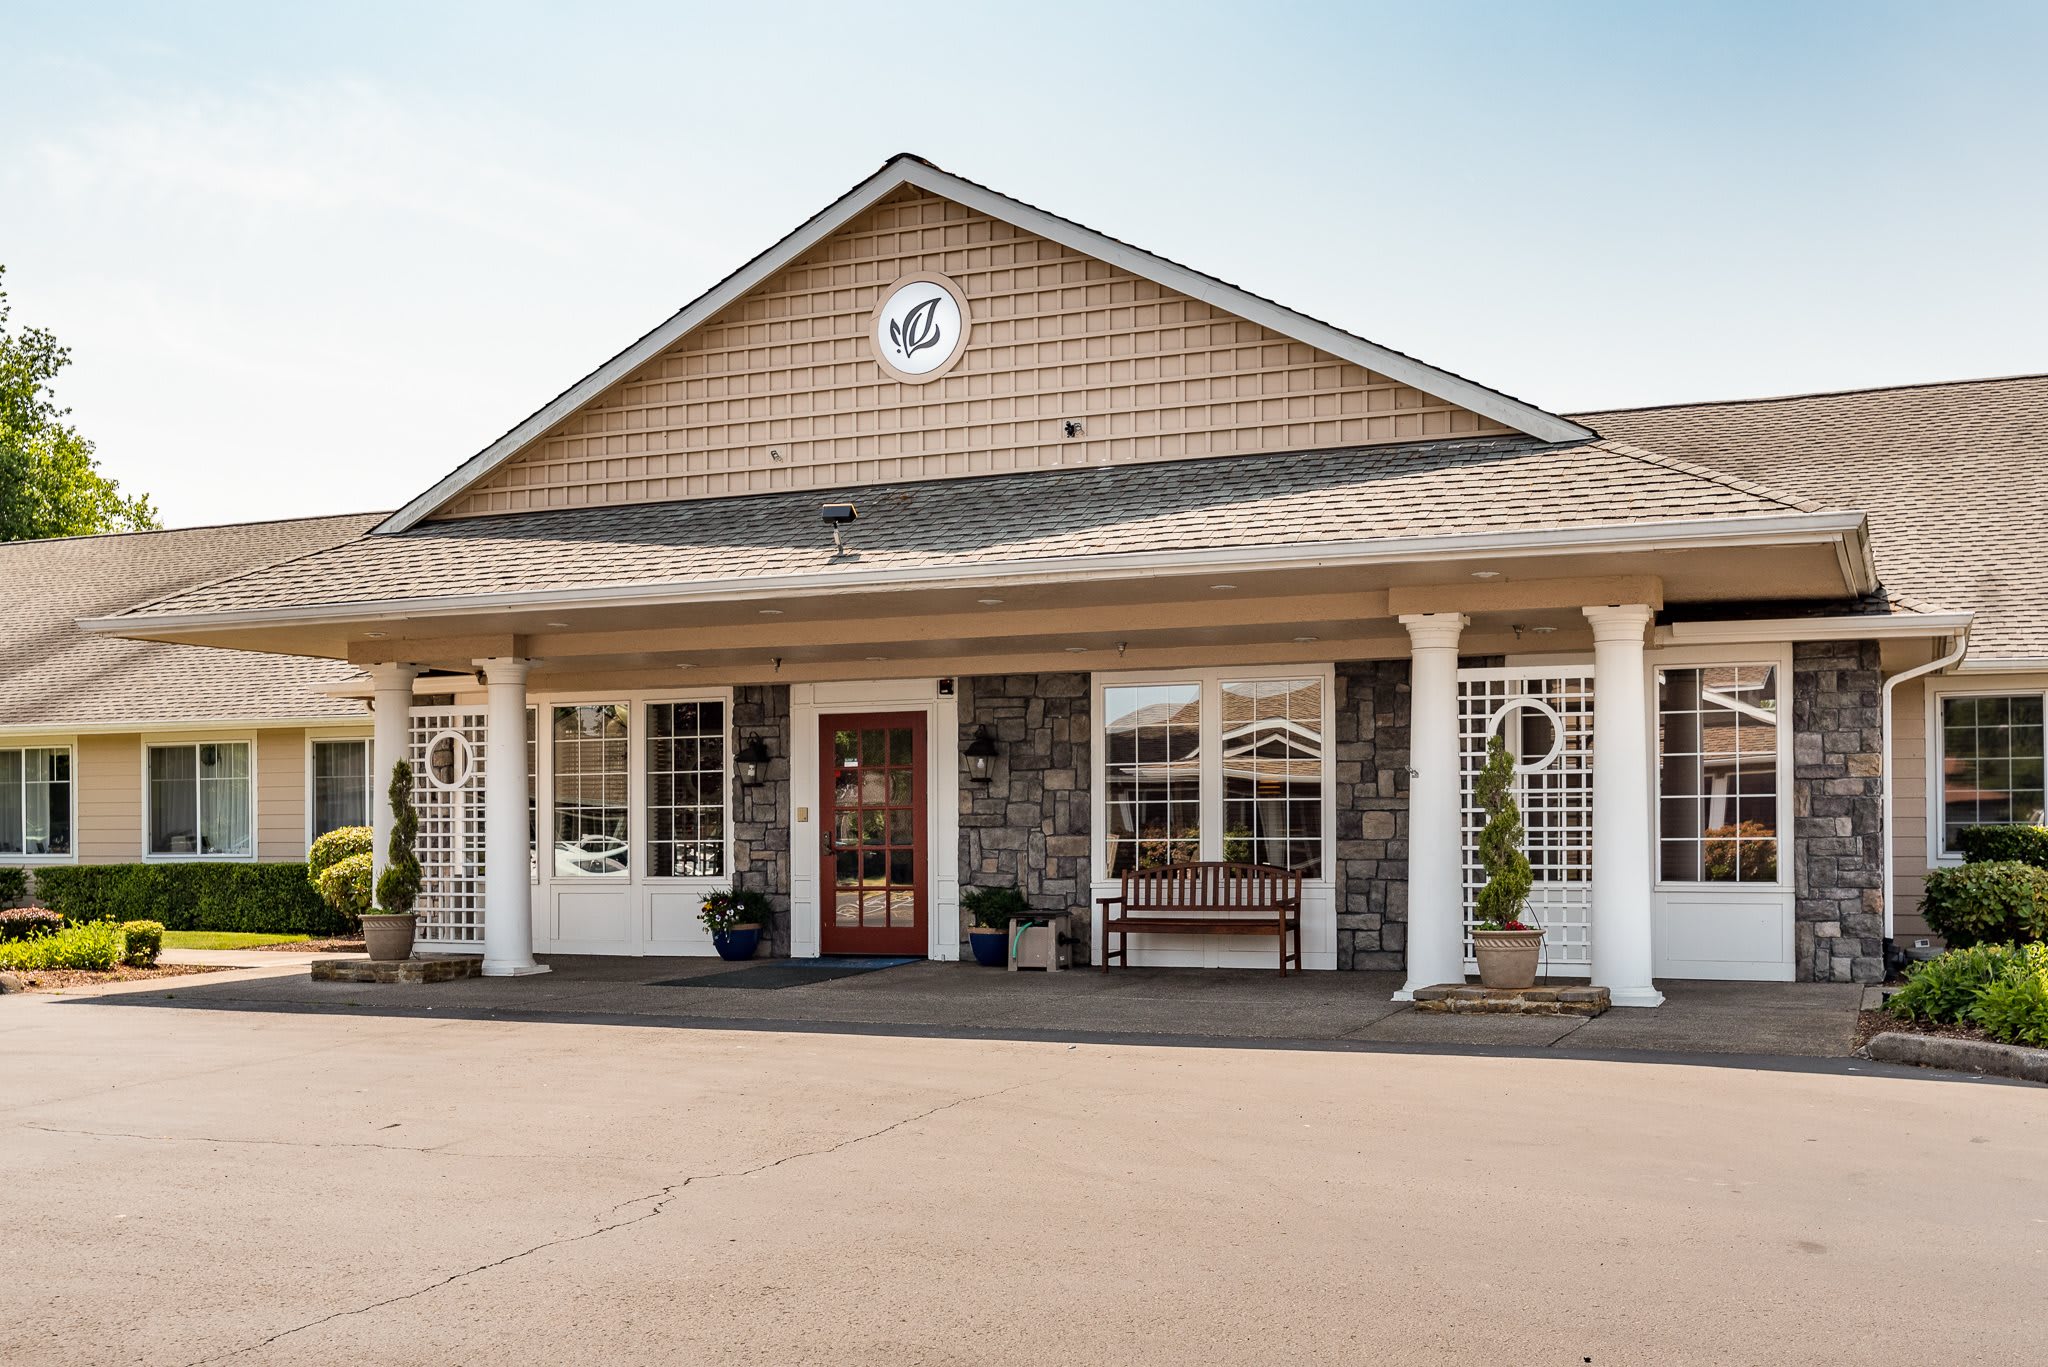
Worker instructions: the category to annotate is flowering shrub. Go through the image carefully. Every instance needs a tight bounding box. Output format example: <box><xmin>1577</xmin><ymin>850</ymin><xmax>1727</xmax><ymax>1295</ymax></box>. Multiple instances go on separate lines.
<box><xmin>0</xmin><ymin>905</ymin><xmax>63</xmax><ymax>942</ymax></box>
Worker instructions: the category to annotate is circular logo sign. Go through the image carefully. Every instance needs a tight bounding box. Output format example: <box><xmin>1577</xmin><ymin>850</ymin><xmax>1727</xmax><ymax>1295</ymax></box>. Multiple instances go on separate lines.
<box><xmin>872</xmin><ymin>274</ymin><xmax>967</xmax><ymax>381</ymax></box>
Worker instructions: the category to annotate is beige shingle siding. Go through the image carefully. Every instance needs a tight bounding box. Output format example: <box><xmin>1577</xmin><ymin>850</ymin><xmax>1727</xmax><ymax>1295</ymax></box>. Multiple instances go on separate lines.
<box><xmin>74</xmin><ymin>734</ymin><xmax>139</xmax><ymax>862</ymax></box>
<box><xmin>114</xmin><ymin>438</ymin><xmax>1816</xmax><ymax>620</ymax></box>
<box><xmin>1581</xmin><ymin>375</ymin><xmax>2048</xmax><ymax>663</ymax></box>
<box><xmin>257</xmin><ymin>729</ymin><xmax>306</xmax><ymax>861</ymax></box>
<box><xmin>0</xmin><ymin>513</ymin><xmax>381</xmax><ymax>728</ymax></box>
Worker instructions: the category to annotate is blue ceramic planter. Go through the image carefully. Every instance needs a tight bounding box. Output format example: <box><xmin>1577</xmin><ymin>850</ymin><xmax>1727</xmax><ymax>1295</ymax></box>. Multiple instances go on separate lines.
<box><xmin>712</xmin><ymin>926</ymin><xmax>761</xmax><ymax>961</ymax></box>
<box><xmin>969</xmin><ymin>928</ymin><xmax>1008</xmax><ymax>967</ymax></box>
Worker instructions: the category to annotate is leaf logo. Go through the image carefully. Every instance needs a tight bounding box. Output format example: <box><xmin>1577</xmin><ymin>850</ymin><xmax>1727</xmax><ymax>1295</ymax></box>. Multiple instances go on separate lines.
<box><xmin>890</xmin><ymin>295</ymin><xmax>944</xmax><ymax>360</ymax></box>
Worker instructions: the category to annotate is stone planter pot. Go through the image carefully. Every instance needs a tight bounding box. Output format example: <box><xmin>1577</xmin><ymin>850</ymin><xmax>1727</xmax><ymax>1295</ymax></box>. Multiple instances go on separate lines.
<box><xmin>711</xmin><ymin>924</ymin><xmax>761</xmax><ymax>961</ymax></box>
<box><xmin>361</xmin><ymin>913</ymin><xmax>417</xmax><ymax>963</ymax></box>
<box><xmin>968</xmin><ymin>927</ymin><xmax>1009</xmax><ymax>967</ymax></box>
<box><xmin>1473</xmin><ymin>928</ymin><xmax>1546</xmax><ymax>990</ymax></box>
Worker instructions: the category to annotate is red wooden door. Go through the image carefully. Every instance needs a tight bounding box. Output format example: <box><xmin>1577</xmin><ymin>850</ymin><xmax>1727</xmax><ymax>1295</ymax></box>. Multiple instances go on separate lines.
<box><xmin>819</xmin><ymin>712</ymin><xmax>927</xmax><ymax>955</ymax></box>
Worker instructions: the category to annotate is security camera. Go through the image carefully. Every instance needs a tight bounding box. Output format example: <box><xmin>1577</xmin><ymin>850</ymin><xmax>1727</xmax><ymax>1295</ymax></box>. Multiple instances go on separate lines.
<box><xmin>820</xmin><ymin>503</ymin><xmax>858</xmax><ymax>525</ymax></box>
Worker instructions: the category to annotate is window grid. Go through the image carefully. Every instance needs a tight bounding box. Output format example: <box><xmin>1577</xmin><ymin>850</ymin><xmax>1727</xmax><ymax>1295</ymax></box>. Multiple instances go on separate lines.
<box><xmin>1941</xmin><ymin>694</ymin><xmax>2046</xmax><ymax>853</ymax></box>
<box><xmin>553</xmin><ymin>705</ymin><xmax>630</xmax><ymax>877</ymax></box>
<box><xmin>1103</xmin><ymin>683</ymin><xmax>1202</xmax><ymax>874</ymax></box>
<box><xmin>1220</xmin><ymin>679</ymin><xmax>1325</xmax><ymax>877</ymax></box>
<box><xmin>1657</xmin><ymin>664</ymin><xmax>1782</xmax><ymax>884</ymax></box>
<box><xmin>647</xmin><ymin>700</ymin><xmax>728</xmax><ymax>879</ymax></box>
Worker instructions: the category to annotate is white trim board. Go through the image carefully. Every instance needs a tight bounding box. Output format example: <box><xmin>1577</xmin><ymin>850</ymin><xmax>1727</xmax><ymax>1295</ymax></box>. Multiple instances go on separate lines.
<box><xmin>373</xmin><ymin>154</ymin><xmax>1592</xmax><ymax>535</ymax></box>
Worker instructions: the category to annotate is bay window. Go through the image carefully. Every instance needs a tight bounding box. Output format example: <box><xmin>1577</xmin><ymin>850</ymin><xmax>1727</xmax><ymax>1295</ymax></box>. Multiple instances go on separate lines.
<box><xmin>1938</xmin><ymin>694</ymin><xmax>2046</xmax><ymax>853</ymax></box>
<box><xmin>0</xmin><ymin>746</ymin><xmax>71</xmax><ymax>860</ymax></box>
<box><xmin>310</xmin><ymin>738</ymin><xmax>371</xmax><ymax>838</ymax></box>
<box><xmin>1101</xmin><ymin>671</ymin><xmax>1328</xmax><ymax>879</ymax></box>
<box><xmin>148</xmin><ymin>741</ymin><xmax>253</xmax><ymax>858</ymax></box>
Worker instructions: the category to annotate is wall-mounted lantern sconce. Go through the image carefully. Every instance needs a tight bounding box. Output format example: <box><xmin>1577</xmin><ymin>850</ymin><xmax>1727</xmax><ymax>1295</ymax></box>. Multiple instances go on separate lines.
<box><xmin>965</xmin><ymin>725</ymin><xmax>999</xmax><ymax>783</ymax></box>
<box><xmin>737</xmin><ymin>733</ymin><xmax>773</xmax><ymax>786</ymax></box>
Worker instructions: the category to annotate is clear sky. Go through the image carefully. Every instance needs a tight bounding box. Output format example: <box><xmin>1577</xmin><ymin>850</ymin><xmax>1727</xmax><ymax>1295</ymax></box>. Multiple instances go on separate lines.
<box><xmin>6</xmin><ymin>1</ymin><xmax>2045</xmax><ymax>528</ymax></box>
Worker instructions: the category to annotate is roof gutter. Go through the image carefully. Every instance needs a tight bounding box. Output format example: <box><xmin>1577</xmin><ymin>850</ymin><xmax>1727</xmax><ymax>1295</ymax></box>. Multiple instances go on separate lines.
<box><xmin>1658</xmin><ymin>610</ymin><xmax>1974</xmax><ymax>645</ymax></box>
<box><xmin>80</xmin><ymin>510</ymin><xmax>1873</xmax><ymax>637</ymax></box>
<box><xmin>1882</xmin><ymin>622</ymin><xmax>1972</xmax><ymax>941</ymax></box>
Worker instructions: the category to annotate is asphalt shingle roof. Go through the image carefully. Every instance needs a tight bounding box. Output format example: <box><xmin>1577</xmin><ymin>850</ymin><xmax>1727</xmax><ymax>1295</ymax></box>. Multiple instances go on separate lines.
<box><xmin>112</xmin><ymin>437</ymin><xmax>1821</xmax><ymax>619</ymax></box>
<box><xmin>2</xmin><ymin>514</ymin><xmax>381</xmax><ymax>728</ymax></box>
<box><xmin>1579</xmin><ymin>374</ymin><xmax>2048</xmax><ymax>662</ymax></box>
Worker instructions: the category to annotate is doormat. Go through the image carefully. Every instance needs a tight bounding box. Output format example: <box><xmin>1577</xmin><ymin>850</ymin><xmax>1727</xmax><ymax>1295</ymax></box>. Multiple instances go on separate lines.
<box><xmin>655</xmin><ymin>957</ymin><xmax>921</xmax><ymax>991</ymax></box>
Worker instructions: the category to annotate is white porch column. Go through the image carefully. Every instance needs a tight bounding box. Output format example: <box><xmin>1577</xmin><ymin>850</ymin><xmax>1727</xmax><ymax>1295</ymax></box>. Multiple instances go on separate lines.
<box><xmin>367</xmin><ymin>663</ymin><xmax>420</xmax><ymax>896</ymax></box>
<box><xmin>476</xmin><ymin>657</ymin><xmax>546</xmax><ymax>977</ymax></box>
<box><xmin>1585</xmin><ymin>605</ymin><xmax>1662</xmax><ymax>1007</ymax></box>
<box><xmin>1397</xmin><ymin>613</ymin><xmax>1468</xmax><ymax>1000</ymax></box>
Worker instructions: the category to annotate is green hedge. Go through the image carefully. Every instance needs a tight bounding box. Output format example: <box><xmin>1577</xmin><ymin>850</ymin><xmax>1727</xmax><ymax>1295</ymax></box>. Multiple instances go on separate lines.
<box><xmin>31</xmin><ymin>863</ymin><xmax>350</xmax><ymax>936</ymax></box>
<box><xmin>1956</xmin><ymin>824</ymin><xmax>2048</xmax><ymax>868</ymax></box>
<box><xmin>0</xmin><ymin>868</ymin><xmax>27</xmax><ymax>905</ymax></box>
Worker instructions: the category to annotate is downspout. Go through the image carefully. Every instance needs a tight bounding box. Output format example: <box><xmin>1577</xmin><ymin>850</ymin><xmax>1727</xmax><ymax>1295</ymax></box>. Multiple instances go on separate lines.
<box><xmin>1880</xmin><ymin>624</ymin><xmax>1970</xmax><ymax>945</ymax></box>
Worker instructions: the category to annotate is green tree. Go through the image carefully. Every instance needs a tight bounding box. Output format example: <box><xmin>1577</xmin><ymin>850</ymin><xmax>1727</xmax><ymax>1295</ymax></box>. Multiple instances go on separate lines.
<box><xmin>374</xmin><ymin>760</ymin><xmax>422</xmax><ymax>915</ymax></box>
<box><xmin>1473</xmin><ymin>732</ymin><xmax>1534</xmax><ymax>929</ymax></box>
<box><xmin>0</xmin><ymin>266</ymin><xmax>159</xmax><ymax>541</ymax></box>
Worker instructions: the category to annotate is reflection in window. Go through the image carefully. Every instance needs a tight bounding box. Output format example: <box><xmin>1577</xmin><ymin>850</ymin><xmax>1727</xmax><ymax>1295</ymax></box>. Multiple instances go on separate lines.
<box><xmin>1103</xmin><ymin>683</ymin><xmax>1202</xmax><ymax>874</ymax></box>
<box><xmin>311</xmin><ymin>739</ymin><xmax>370</xmax><ymax>838</ymax></box>
<box><xmin>1221</xmin><ymin>679</ymin><xmax>1325</xmax><ymax>877</ymax></box>
<box><xmin>148</xmin><ymin>741</ymin><xmax>252</xmax><ymax>858</ymax></box>
<box><xmin>647</xmin><ymin>700</ymin><xmax>727</xmax><ymax>879</ymax></box>
<box><xmin>552</xmin><ymin>705</ymin><xmax>629</xmax><ymax>876</ymax></box>
<box><xmin>1941</xmin><ymin>695</ymin><xmax>2046</xmax><ymax>852</ymax></box>
<box><xmin>1657</xmin><ymin>665</ymin><xmax>1778</xmax><ymax>882</ymax></box>
<box><xmin>0</xmin><ymin>747</ymin><xmax>71</xmax><ymax>858</ymax></box>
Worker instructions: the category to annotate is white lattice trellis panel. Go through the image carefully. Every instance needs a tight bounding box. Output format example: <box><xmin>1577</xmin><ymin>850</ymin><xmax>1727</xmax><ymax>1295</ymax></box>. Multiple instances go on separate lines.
<box><xmin>1457</xmin><ymin>668</ymin><xmax>1595</xmax><ymax>973</ymax></box>
<box><xmin>408</xmin><ymin>709</ymin><xmax>488</xmax><ymax>946</ymax></box>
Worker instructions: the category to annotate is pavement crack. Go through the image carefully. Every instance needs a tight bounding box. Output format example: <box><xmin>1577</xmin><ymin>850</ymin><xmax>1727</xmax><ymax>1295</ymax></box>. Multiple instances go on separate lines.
<box><xmin>178</xmin><ymin>1081</ymin><xmax>1023</xmax><ymax>1367</ymax></box>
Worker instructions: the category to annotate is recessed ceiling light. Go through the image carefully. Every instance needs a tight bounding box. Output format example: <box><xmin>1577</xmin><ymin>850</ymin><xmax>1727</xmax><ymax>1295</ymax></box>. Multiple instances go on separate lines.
<box><xmin>544</xmin><ymin>621</ymin><xmax>570</xmax><ymax>629</ymax></box>
<box><xmin>1064</xmin><ymin>646</ymin><xmax>1089</xmax><ymax>653</ymax></box>
<box><xmin>1211</xmin><ymin>583</ymin><xmax>1237</xmax><ymax>591</ymax></box>
<box><xmin>1527</xmin><ymin>625</ymin><xmax>1559</xmax><ymax>635</ymax></box>
<box><xmin>674</xmin><ymin>663</ymin><xmax>696</xmax><ymax>670</ymax></box>
<box><xmin>1471</xmin><ymin>570</ymin><xmax>1501</xmax><ymax>580</ymax></box>
<box><xmin>864</xmin><ymin>656</ymin><xmax>888</xmax><ymax>662</ymax></box>
<box><xmin>363</xmin><ymin>631</ymin><xmax>387</xmax><ymax>639</ymax></box>
<box><xmin>977</xmin><ymin>597</ymin><xmax>1004</xmax><ymax>605</ymax></box>
<box><xmin>758</xmin><ymin>608</ymin><xmax>783</xmax><ymax>615</ymax></box>
<box><xmin>1293</xmin><ymin>635</ymin><xmax>1319</xmax><ymax>643</ymax></box>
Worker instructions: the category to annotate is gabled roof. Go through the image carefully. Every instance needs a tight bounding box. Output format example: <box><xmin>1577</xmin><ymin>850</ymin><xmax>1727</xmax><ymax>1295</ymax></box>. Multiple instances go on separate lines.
<box><xmin>376</xmin><ymin>154</ymin><xmax>1593</xmax><ymax>535</ymax></box>
<box><xmin>2</xmin><ymin>514</ymin><xmax>381</xmax><ymax>729</ymax></box>
<box><xmin>1580</xmin><ymin>373</ymin><xmax>2048</xmax><ymax>664</ymax></box>
<box><xmin>101</xmin><ymin>437</ymin><xmax>1852</xmax><ymax>626</ymax></box>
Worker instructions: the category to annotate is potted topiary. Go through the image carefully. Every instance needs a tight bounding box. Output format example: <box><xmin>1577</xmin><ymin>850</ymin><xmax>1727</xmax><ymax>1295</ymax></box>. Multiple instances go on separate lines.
<box><xmin>365</xmin><ymin>760</ymin><xmax>421</xmax><ymax>963</ymax></box>
<box><xmin>1471</xmin><ymin>731</ymin><xmax>1542</xmax><ymax>990</ymax></box>
<box><xmin>700</xmin><ymin>885</ymin><xmax>771</xmax><ymax>960</ymax></box>
<box><xmin>960</xmin><ymin>885</ymin><xmax>1029</xmax><ymax>967</ymax></box>
<box><xmin>308</xmin><ymin>824</ymin><xmax>374</xmax><ymax>939</ymax></box>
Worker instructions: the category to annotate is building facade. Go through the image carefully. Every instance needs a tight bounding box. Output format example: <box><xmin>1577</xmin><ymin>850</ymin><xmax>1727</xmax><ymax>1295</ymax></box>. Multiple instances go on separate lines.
<box><xmin>22</xmin><ymin>156</ymin><xmax>2043</xmax><ymax>1002</ymax></box>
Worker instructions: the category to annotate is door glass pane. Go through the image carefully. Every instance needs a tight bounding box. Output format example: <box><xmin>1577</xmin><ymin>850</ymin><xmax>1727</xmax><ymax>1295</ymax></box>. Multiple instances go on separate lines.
<box><xmin>1103</xmin><ymin>683</ymin><xmax>1201</xmax><ymax>874</ymax></box>
<box><xmin>646</xmin><ymin>700</ymin><xmax>726</xmax><ymax>878</ymax></box>
<box><xmin>553</xmin><ymin>704</ymin><xmax>629</xmax><ymax>876</ymax></box>
<box><xmin>1221</xmin><ymin>678</ymin><xmax>1324</xmax><ymax>877</ymax></box>
<box><xmin>1657</xmin><ymin>665</ymin><xmax>1779</xmax><ymax>882</ymax></box>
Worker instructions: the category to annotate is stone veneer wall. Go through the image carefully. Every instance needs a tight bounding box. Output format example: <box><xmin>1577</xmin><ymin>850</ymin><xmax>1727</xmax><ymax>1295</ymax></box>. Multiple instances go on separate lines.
<box><xmin>959</xmin><ymin>674</ymin><xmax>1091</xmax><ymax>960</ymax></box>
<box><xmin>1334</xmin><ymin>660</ymin><xmax>1411</xmax><ymax>970</ymax></box>
<box><xmin>1791</xmin><ymin>640</ymin><xmax>1886</xmax><ymax>984</ymax></box>
<box><xmin>731</xmin><ymin>684</ymin><xmax>793</xmax><ymax>956</ymax></box>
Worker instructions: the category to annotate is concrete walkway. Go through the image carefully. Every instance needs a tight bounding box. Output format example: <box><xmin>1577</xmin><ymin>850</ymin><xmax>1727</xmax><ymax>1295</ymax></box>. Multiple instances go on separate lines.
<box><xmin>77</xmin><ymin>955</ymin><xmax>1867</xmax><ymax>1060</ymax></box>
<box><xmin>158</xmin><ymin>946</ymin><xmax>367</xmax><ymax>969</ymax></box>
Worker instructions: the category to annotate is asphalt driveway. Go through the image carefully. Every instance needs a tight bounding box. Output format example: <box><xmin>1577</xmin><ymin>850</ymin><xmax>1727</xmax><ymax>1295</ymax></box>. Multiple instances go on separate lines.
<box><xmin>3</xmin><ymin>983</ymin><xmax>2041</xmax><ymax>1365</ymax></box>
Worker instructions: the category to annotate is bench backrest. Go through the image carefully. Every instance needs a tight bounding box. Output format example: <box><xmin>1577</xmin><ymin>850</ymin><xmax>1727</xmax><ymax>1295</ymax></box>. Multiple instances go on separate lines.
<box><xmin>1120</xmin><ymin>861</ymin><xmax>1302</xmax><ymax>912</ymax></box>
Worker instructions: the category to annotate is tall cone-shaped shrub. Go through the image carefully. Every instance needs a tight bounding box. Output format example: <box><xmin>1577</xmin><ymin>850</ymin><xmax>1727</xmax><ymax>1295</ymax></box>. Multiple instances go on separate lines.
<box><xmin>1473</xmin><ymin>732</ymin><xmax>1533</xmax><ymax>929</ymax></box>
<box><xmin>375</xmin><ymin>759</ymin><xmax>422</xmax><ymax>915</ymax></box>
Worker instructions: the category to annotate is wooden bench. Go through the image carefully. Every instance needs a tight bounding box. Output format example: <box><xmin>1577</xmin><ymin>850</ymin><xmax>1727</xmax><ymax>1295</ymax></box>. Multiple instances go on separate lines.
<box><xmin>1098</xmin><ymin>862</ymin><xmax>1304</xmax><ymax>976</ymax></box>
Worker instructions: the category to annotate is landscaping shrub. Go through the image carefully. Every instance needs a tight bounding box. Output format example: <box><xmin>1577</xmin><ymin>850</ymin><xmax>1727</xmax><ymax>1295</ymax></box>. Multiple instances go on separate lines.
<box><xmin>1887</xmin><ymin>943</ymin><xmax>2044</xmax><ymax>1024</ymax></box>
<box><xmin>309</xmin><ymin>826</ymin><xmax>372</xmax><ymax>881</ymax></box>
<box><xmin>120</xmin><ymin>920</ymin><xmax>164</xmax><ymax>967</ymax></box>
<box><xmin>1955</xmin><ymin>824</ymin><xmax>2048</xmax><ymax>868</ymax></box>
<box><xmin>960</xmin><ymin>885</ymin><xmax>1029</xmax><ymax>930</ymax></box>
<box><xmin>30</xmin><ymin>863</ymin><xmax>348</xmax><ymax>937</ymax></box>
<box><xmin>316</xmin><ymin>852</ymin><xmax>373</xmax><ymax>927</ymax></box>
<box><xmin>1918</xmin><ymin>861</ymin><xmax>2048</xmax><ymax>948</ymax></box>
<box><xmin>0</xmin><ymin>867</ymin><xmax>27</xmax><ymax>906</ymax></box>
<box><xmin>1968</xmin><ymin>975</ymin><xmax>2048</xmax><ymax>1048</ymax></box>
<box><xmin>0</xmin><ymin>919</ymin><xmax>126</xmax><ymax>972</ymax></box>
<box><xmin>0</xmin><ymin>905</ymin><xmax>63</xmax><ymax>941</ymax></box>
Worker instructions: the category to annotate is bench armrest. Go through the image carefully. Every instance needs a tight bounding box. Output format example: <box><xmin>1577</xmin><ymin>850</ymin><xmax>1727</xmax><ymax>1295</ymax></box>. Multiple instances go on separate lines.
<box><xmin>1096</xmin><ymin>894</ymin><xmax>1124</xmax><ymax>910</ymax></box>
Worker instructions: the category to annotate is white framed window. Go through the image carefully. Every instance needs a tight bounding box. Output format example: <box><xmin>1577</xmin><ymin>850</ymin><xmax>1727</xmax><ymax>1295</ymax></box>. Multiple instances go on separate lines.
<box><xmin>551</xmin><ymin>704</ymin><xmax>629</xmax><ymax>877</ymax></box>
<box><xmin>0</xmin><ymin>744</ymin><xmax>73</xmax><ymax>861</ymax></box>
<box><xmin>645</xmin><ymin>698</ymin><xmax>729</xmax><ymax>879</ymax></box>
<box><xmin>146</xmin><ymin>739</ymin><xmax>254</xmax><ymax>859</ymax></box>
<box><xmin>308</xmin><ymin>737</ymin><xmax>372</xmax><ymax>839</ymax></box>
<box><xmin>1655</xmin><ymin>662</ymin><xmax>1786</xmax><ymax>885</ymax></box>
<box><xmin>1933</xmin><ymin>690</ymin><xmax>2046</xmax><ymax>856</ymax></box>
<box><xmin>1093</xmin><ymin>666</ymin><xmax>1333</xmax><ymax>881</ymax></box>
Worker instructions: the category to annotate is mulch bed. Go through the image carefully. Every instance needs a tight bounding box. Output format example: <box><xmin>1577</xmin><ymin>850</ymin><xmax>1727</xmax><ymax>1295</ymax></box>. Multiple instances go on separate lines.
<box><xmin>7</xmin><ymin>963</ymin><xmax>235</xmax><ymax>995</ymax></box>
<box><xmin>1855</xmin><ymin>1008</ymin><xmax>1999</xmax><ymax>1052</ymax></box>
<box><xmin>257</xmin><ymin>938</ymin><xmax>365</xmax><ymax>953</ymax></box>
